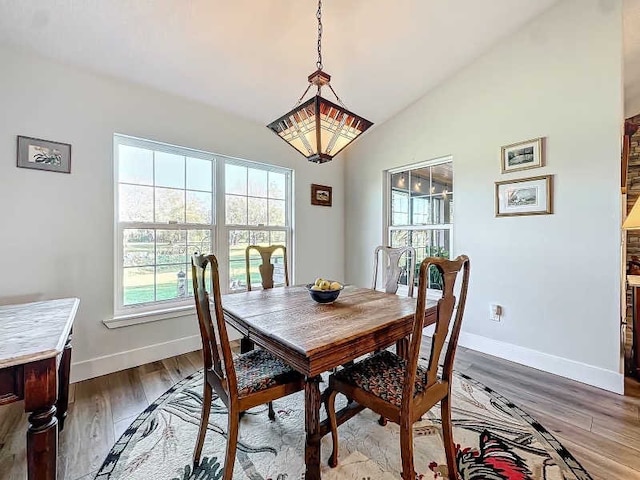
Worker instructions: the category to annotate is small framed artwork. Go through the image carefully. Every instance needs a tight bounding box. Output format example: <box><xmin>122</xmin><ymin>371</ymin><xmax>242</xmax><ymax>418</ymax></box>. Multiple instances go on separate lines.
<box><xmin>311</xmin><ymin>183</ymin><xmax>332</xmax><ymax>207</ymax></box>
<box><xmin>500</xmin><ymin>137</ymin><xmax>544</xmax><ymax>173</ymax></box>
<box><xmin>495</xmin><ymin>174</ymin><xmax>553</xmax><ymax>217</ymax></box>
<box><xmin>17</xmin><ymin>135</ymin><xmax>71</xmax><ymax>174</ymax></box>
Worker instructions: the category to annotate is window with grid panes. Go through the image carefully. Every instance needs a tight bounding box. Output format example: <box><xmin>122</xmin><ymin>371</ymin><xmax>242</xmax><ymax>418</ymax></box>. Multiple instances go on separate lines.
<box><xmin>224</xmin><ymin>160</ymin><xmax>291</xmax><ymax>291</ymax></box>
<box><xmin>115</xmin><ymin>135</ymin><xmax>215</xmax><ymax>313</ymax></box>
<box><xmin>387</xmin><ymin>159</ymin><xmax>453</xmax><ymax>290</ymax></box>
<box><xmin>114</xmin><ymin>135</ymin><xmax>292</xmax><ymax>316</ymax></box>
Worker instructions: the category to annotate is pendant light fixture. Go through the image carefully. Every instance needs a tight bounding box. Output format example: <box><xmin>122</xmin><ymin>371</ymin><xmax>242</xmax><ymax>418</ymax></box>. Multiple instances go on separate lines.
<box><xmin>267</xmin><ymin>0</ymin><xmax>373</xmax><ymax>163</ymax></box>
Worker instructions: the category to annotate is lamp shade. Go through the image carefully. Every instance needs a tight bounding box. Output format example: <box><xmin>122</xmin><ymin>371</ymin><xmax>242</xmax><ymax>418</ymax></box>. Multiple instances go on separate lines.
<box><xmin>267</xmin><ymin>95</ymin><xmax>373</xmax><ymax>164</ymax></box>
<box><xmin>623</xmin><ymin>197</ymin><xmax>640</xmax><ymax>230</ymax></box>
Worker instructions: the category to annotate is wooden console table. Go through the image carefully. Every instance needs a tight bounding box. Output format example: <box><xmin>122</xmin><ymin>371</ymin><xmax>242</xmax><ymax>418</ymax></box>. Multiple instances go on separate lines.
<box><xmin>0</xmin><ymin>298</ymin><xmax>79</xmax><ymax>480</ymax></box>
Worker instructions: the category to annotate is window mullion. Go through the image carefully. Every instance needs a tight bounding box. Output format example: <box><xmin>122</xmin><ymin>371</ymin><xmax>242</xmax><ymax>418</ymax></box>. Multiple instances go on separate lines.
<box><xmin>287</xmin><ymin>171</ymin><xmax>293</xmax><ymax>284</ymax></box>
<box><xmin>217</xmin><ymin>159</ymin><xmax>230</xmax><ymax>293</ymax></box>
<box><xmin>226</xmin><ymin>225</ymin><xmax>286</xmax><ymax>232</ymax></box>
<box><xmin>153</xmin><ymin>226</ymin><xmax>157</xmax><ymax>302</ymax></box>
<box><xmin>183</xmin><ymin>155</ymin><xmax>187</xmax><ymax>224</ymax></box>
<box><xmin>152</xmin><ymin>150</ymin><xmax>157</xmax><ymax>303</ymax></box>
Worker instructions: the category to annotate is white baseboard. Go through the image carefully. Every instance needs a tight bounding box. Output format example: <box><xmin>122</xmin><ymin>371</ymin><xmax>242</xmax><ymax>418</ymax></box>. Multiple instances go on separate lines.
<box><xmin>72</xmin><ymin>329</ymin><xmax>623</xmax><ymax>394</ymax></box>
<box><xmin>70</xmin><ymin>334</ymin><xmax>202</xmax><ymax>383</ymax></box>
<box><xmin>457</xmin><ymin>331</ymin><xmax>624</xmax><ymax>394</ymax></box>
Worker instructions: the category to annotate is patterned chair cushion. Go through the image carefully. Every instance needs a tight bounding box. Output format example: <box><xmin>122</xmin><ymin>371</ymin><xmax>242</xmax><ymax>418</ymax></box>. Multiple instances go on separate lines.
<box><xmin>234</xmin><ymin>349</ymin><xmax>301</xmax><ymax>396</ymax></box>
<box><xmin>332</xmin><ymin>350</ymin><xmax>428</xmax><ymax>407</ymax></box>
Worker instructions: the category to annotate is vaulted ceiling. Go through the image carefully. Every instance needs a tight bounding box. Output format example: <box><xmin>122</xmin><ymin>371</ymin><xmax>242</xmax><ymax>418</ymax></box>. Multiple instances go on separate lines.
<box><xmin>0</xmin><ymin>0</ymin><xmax>580</xmax><ymax>127</ymax></box>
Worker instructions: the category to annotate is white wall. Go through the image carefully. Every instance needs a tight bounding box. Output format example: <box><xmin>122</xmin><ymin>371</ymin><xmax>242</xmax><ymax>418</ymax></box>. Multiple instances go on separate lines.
<box><xmin>345</xmin><ymin>0</ymin><xmax>624</xmax><ymax>392</ymax></box>
<box><xmin>0</xmin><ymin>45</ymin><xmax>345</xmax><ymax>381</ymax></box>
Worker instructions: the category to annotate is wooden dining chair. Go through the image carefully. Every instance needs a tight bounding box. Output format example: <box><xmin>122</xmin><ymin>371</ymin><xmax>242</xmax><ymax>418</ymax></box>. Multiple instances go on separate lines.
<box><xmin>325</xmin><ymin>255</ymin><xmax>470</xmax><ymax>480</ymax></box>
<box><xmin>372</xmin><ymin>245</ymin><xmax>416</xmax><ymax>297</ymax></box>
<box><xmin>243</xmin><ymin>244</ymin><xmax>290</xmax><ymax>416</ymax></box>
<box><xmin>191</xmin><ymin>253</ymin><xmax>305</xmax><ymax>480</ymax></box>
<box><xmin>245</xmin><ymin>244</ymin><xmax>289</xmax><ymax>291</ymax></box>
<box><xmin>371</xmin><ymin>245</ymin><xmax>416</xmax><ymax>419</ymax></box>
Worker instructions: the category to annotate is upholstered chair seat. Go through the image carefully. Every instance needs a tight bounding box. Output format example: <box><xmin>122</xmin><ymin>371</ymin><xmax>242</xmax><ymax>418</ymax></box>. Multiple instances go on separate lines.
<box><xmin>233</xmin><ymin>349</ymin><xmax>302</xmax><ymax>396</ymax></box>
<box><xmin>331</xmin><ymin>350</ymin><xmax>430</xmax><ymax>407</ymax></box>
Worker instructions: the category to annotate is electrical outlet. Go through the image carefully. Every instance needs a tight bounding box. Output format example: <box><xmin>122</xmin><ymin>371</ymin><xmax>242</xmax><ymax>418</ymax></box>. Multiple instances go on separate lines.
<box><xmin>490</xmin><ymin>304</ymin><xmax>502</xmax><ymax>322</ymax></box>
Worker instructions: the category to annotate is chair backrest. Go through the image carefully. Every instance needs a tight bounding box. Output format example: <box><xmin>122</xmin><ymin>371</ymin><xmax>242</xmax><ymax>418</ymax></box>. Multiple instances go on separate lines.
<box><xmin>192</xmin><ymin>253</ymin><xmax>238</xmax><ymax>395</ymax></box>
<box><xmin>372</xmin><ymin>246</ymin><xmax>416</xmax><ymax>297</ymax></box>
<box><xmin>245</xmin><ymin>244</ymin><xmax>289</xmax><ymax>291</ymax></box>
<box><xmin>404</xmin><ymin>255</ymin><xmax>470</xmax><ymax>404</ymax></box>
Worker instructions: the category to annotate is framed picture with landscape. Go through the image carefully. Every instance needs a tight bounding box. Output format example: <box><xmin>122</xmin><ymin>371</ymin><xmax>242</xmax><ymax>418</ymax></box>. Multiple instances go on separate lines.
<box><xmin>310</xmin><ymin>183</ymin><xmax>332</xmax><ymax>207</ymax></box>
<box><xmin>17</xmin><ymin>135</ymin><xmax>71</xmax><ymax>173</ymax></box>
<box><xmin>500</xmin><ymin>137</ymin><xmax>544</xmax><ymax>173</ymax></box>
<box><xmin>495</xmin><ymin>174</ymin><xmax>553</xmax><ymax>217</ymax></box>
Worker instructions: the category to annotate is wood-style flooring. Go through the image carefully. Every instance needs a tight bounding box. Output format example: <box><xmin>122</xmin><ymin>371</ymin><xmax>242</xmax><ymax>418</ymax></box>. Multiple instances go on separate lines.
<box><xmin>1</xmin><ymin>344</ymin><xmax>640</xmax><ymax>480</ymax></box>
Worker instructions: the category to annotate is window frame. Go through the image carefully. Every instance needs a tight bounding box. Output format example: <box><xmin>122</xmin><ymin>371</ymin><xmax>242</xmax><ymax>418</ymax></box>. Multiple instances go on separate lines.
<box><xmin>111</xmin><ymin>134</ymin><xmax>293</xmax><ymax>324</ymax></box>
<box><xmin>383</xmin><ymin>156</ymin><xmax>454</xmax><ymax>292</ymax></box>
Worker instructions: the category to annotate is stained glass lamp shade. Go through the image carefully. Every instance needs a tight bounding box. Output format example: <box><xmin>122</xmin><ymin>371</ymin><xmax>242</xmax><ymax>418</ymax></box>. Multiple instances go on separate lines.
<box><xmin>267</xmin><ymin>94</ymin><xmax>373</xmax><ymax>164</ymax></box>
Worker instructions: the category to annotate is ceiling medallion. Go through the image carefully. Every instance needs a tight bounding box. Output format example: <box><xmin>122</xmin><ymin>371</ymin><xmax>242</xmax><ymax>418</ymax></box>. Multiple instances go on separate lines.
<box><xmin>267</xmin><ymin>0</ymin><xmax>373</xmax><ymax>163</ymax></box>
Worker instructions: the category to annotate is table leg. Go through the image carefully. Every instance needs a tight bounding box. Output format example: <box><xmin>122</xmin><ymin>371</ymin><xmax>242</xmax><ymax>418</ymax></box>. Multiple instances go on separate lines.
<box><xmin>304</xmin><ymin>376</ymin><xmax>322</xmax><ymax>480</ymax></box>
<box><xmin>27</xmin><ymin>405</ymin><xmax>58</xmax><ymax>480</ymax></box>
<box><xmin>396</xmin><ymin>336</ymin><xmax>410</xmax><ymax>360</ymax></box>
<box><xmin>24</xmin><ymin>359</ymin><xmax>58</xmax><ymax>480</ymax></box>
<box><xmin>57</xmin><ymin>332</ymin><xmax>72</xmax><ymax>431</ymax></box>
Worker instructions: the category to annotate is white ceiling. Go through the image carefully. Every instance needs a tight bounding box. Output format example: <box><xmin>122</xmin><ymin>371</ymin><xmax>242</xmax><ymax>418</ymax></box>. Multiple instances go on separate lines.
<box><xmin>0</xmin><ymin>1</ymin><xmax>564</xmax><ymax>127</ymax></box>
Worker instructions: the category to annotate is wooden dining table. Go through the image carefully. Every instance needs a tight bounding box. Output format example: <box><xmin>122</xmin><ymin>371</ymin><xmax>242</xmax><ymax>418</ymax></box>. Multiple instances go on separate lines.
<box><xmin>222</xmin><ymin>285</ymin><xmax>437</xmax><ymax>479</ymax></box>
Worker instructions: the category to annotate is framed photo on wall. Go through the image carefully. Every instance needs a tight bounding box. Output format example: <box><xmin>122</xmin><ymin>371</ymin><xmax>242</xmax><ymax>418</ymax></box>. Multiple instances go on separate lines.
<box><xmin>500</xmin><ymin>137</ymin><xmax>544</xmax><ymax>173</ymax></box>
<box><xmin>495</xmin><ymin>174</ymin><xmax>553</xmax><ymax>217</ymax></box>
<box><xmin>310</xmin><ymin>183</ymin><xmax>332</xmax><ymax>207</ymax></box>
<box><xmin>17</xmin><ymin>135</ymin><xmax>71</xmax><ymax>174</ymax></box>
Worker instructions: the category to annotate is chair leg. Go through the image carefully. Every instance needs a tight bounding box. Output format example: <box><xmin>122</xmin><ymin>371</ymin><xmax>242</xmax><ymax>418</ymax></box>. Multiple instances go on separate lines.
<box><xmin>193</xmin><ymin>381</ymin><xmax>213</xmax><ymax>468</ymax></box>
<box><xmin>378</xmin><ymin>415</ymin><xmax>387</xmax><ymax>426</ymax></box>
<box><xmin>268</xmin><ymin>401</ymin><xmax>276</xmax><ymax>420</ymax></box>
<box><xmin>441</xmin><ymin>394</ymin><xmax>458</xmax><ymax>480</ymax></box>
<box><xmin>325</xmin><ymin>389</ymin><xmax>339</xmax><ymax>468</ymax></box>
<box><xmin>240</xmin><ymin>336</ymin><xmax>254</xmax><ymax>353</ymax></box>
<box><xmin>222</xmin><ymin>409</ymin><xmax>240</xmax><ymax>480</ymax></box>
<box><xmin>399</xmin><ymin>420</ymin><xmax>416</xmax><ymax>480</ymax></box>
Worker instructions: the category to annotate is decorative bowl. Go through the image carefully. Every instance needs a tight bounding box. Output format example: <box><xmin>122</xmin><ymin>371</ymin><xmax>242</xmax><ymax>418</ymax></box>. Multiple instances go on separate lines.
<box><xmin>305</xmin><ymin>283</ymin><xmax>344</xmax><ymax>304</ymax></box>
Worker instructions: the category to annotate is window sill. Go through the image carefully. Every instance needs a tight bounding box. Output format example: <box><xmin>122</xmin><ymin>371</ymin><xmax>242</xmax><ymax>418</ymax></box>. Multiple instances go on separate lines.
<box><xmin>104</xmin><ymin>304</ymin><xmax>196</xmax><ymax>329</ymax></box>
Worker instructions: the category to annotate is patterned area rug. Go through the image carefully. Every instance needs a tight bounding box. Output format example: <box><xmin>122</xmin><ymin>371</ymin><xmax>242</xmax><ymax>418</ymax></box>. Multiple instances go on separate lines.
<box><xmin>95</xmin><ymin>368</ymin><xmax>592</xmax><ymax>480</ymax></box>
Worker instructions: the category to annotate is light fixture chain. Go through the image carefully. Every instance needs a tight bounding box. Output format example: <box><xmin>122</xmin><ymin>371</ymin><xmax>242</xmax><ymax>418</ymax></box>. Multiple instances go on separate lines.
<box><xmin>316</xmin><ymin>0</ymin><xmax>323</xmax><ymax>70</ymax></box>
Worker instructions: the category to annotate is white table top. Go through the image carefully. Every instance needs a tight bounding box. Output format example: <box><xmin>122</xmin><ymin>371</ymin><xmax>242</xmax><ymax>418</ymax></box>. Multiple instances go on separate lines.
<box><xmin>629</xmin><ymin>275</ymin><xmax>640</xmax><ymax>287</ymax></box>
<box><xmin>0</xmin><ymin>298</ymin><xmax>80</xmax><ymax>369</ymax></box>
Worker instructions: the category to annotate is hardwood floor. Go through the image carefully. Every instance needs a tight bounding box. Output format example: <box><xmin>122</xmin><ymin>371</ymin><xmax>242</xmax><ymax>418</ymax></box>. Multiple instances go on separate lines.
<box><xmin>1</xmin><ymin>345</ymin><xmax>640</xmax><ymax>479</ymax></box>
